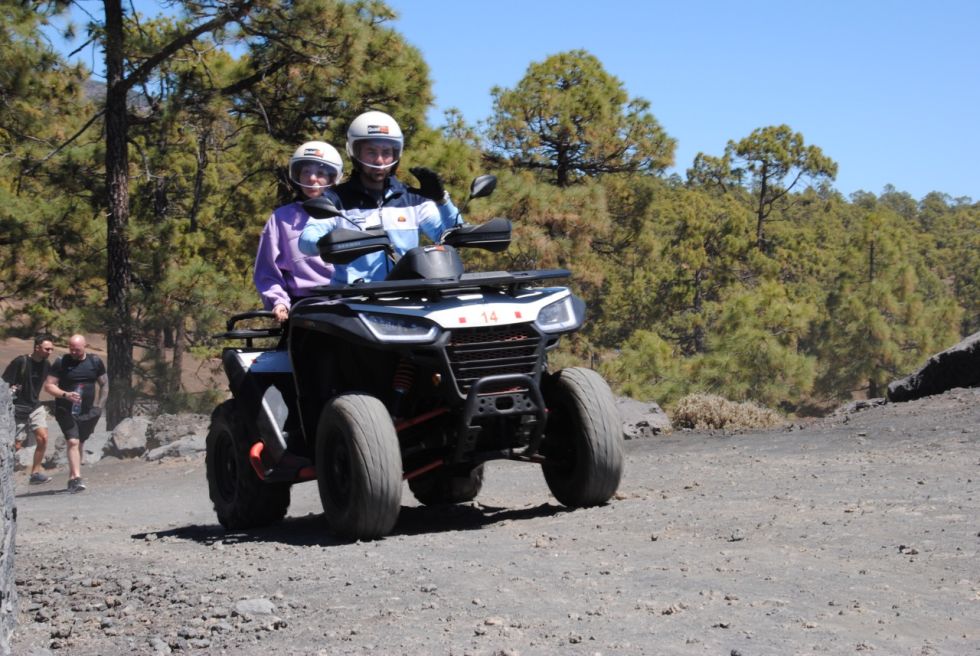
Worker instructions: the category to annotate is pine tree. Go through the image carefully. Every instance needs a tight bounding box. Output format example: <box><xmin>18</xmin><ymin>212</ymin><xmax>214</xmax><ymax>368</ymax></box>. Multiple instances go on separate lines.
<box><xmin>688</xmin><ymin>125</ymin><xmax>837</xmax><ymax>251</ymax></box>
<box><xmin>815</xmin><ymin>207</ymin><xmax>962</xmax><ymax>399</ymax></box>
<box><xmin>486</xmin><ymin>49</ymin><xmax>675</xmax><ymax>187</ymax></box>
<box><xmin>689</xmin><ymin>280</ymin><xmax>818</xmax><ymax>408</ymax></box>
<box><xmin>0</xmin><ymin>2</ymin><xmax>99</xmax><ymax>336</ymax></box>
<box><xmin>39</xmin><ymin>0</ymin><xmax>438</xmax><ymax>422</ymax></box>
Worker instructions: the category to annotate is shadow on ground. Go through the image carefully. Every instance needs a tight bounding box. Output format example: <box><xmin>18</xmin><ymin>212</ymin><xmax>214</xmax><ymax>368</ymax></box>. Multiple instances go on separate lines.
<box><xmin>15</xmin><ymin>488</ymin><xmax>72</xmax><ymax>499</ymax></box>
<box><xmin>133</xmin><ymin>501</ymin><xmax>570</xmax><ymax>547</ymax></box>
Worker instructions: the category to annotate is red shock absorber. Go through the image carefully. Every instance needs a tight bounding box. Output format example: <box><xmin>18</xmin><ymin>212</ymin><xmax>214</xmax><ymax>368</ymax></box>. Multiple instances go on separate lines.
<box><xmin>393</xmin><ymin>356</ymin><xmax>415</xmax><ymax>394</ymax></box>
<box><xmin>391</xmin><ymin>357</ymin><xmax>415</xmax><ymax>418</ymax></box>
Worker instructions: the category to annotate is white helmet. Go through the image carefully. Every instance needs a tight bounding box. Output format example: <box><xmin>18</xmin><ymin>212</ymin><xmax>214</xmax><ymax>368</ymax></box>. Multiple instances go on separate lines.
<box><xmin>346</xmin><ymin>111</ymin><xmax>403</xmax><ymax>173</ymax></box>
<box><xmin>288</xmin><ymin>140</ymin><xmax>343</xmax><ymax>191</ymax></box>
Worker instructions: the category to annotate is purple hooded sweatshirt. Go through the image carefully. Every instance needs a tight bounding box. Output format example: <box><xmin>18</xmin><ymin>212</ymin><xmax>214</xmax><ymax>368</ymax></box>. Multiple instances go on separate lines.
<box><xmin>253</xmin><ymin>200</ymin><xmax>335</xmax><ymax>310</ymax></box>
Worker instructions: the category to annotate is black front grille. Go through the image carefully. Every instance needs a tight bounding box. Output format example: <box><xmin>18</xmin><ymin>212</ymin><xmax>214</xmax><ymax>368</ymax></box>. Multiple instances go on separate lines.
<box><xmin>447</xmin><ymin>323</ymin><xmax>542</xmax><ymax>394</ymax></box>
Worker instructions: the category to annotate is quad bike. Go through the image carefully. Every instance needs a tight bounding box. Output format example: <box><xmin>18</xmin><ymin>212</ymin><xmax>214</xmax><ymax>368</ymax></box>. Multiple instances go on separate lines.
<box><xmin>206</xmin><ymin>175</ymin><xmax>624</xmax><ymax>540</ymax></box>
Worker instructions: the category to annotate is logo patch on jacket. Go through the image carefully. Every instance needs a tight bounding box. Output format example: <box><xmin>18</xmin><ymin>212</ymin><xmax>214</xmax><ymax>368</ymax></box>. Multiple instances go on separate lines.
<box><xmin>397</xmin><ymin>215</ymin><xmax>407</xmax><ymax>222</ymax></box>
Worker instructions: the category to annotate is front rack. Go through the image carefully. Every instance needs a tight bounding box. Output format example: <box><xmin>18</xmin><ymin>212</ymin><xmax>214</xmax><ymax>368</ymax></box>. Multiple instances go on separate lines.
<box><xmin>305</xmin><ymin>268</ymin><xmax>571</xmax><ymax>300</ymax></box>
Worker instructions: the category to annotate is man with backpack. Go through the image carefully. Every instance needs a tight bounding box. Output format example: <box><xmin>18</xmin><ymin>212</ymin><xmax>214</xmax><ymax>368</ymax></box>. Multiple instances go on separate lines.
<box><xmin>43</xmin><ymin>334</ymin><xmax>108</xmax><ymax>493</ymax></box>
<box><xmin>2</xmin><ymin>333</ymin><xmax>56</xmax><ymax>484</ymax></box>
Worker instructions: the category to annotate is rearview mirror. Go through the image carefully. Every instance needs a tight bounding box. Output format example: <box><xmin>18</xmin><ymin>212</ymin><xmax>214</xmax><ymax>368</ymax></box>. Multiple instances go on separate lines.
<box><xmin>469</xmin><ymin>174</ymin><xmax>497</xmax><ymax>200</ymax></box>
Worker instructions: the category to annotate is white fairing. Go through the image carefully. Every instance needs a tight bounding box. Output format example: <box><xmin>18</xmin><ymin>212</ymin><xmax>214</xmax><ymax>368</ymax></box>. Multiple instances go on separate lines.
<box><xmin>237</xmin><ymin>349</ymin><xmax>293</xmax><ymax>374</ymax></box>
<box><xmin>347</xmin><ymin>287</ymin><xmax>571</xmax><ymax>329</ymax></box>
<box><xmin>233</xmin><ymin>350</ymin><xmax>290</xmax><ymax>453</ymax></box>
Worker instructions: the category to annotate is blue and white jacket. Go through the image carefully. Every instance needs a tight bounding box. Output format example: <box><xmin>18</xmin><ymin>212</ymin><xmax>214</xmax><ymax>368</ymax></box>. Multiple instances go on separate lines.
<box><xmin>298</xmin><ymin>176</ymin><xmax>463</xmax><ymax>283</ymax></box>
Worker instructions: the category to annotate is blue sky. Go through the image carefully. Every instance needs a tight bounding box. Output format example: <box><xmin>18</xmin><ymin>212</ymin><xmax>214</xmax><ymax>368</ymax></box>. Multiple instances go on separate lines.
<box><xmin>384</xmin><ymin>0</ymin><xmax>979</xmax><ymax>201</ymax></box>
<box><xmin>46</xmin><ymin>1</ymin><xmax>979</xmax><ymax>201</ymax></box>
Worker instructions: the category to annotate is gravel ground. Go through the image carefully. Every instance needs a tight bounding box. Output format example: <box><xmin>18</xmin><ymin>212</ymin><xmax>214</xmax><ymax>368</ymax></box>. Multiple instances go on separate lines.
<box><xmin>9</xmin><ymin>387</ymin><xmax>980</xmax><ymax>655</ymax></box>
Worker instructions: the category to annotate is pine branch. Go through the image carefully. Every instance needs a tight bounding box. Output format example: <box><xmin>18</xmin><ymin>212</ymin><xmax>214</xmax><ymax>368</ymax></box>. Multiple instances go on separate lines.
<box><xmin>23</xmin><ymin>107</ymin><xmax>106</xmax><ymax>174</ymax></box>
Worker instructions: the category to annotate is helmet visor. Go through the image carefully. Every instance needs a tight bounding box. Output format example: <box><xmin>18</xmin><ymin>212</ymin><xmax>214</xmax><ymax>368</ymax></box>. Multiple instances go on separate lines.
<box><xmin>353</xmin><ymin>138</ymin><xmax>400</xmax><ymax>172</ymax></box>
<box><xmin>289</xmin><ymin>160</ymin><xmax>340</xmax><ymax>189</ymax></box>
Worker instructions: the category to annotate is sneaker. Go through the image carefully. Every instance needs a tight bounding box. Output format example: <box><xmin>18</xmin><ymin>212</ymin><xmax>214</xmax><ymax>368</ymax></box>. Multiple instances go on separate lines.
<box><xmin>29</xmin><ymin>472</ymin><xmax>51</xmax><ymax>485</ymax></box>
<box><xmin>67</xmin><ymin>477</ymin><xmax>86</xmax><ymax>493</ymax></box>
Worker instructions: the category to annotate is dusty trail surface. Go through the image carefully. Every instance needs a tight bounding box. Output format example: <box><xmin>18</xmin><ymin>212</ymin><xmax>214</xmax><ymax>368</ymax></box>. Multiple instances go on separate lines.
<box><xmin>10</xmin><ymin>388</ymin><xmax>980</xmax><ymax>655</ymax></box>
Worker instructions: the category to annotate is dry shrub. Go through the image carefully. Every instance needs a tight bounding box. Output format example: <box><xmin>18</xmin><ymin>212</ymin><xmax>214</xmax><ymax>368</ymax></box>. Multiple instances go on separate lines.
<box><xmin>669</xmin><ymin>393</ymin><xmax>783</xmax><ymax>431</ymax></box>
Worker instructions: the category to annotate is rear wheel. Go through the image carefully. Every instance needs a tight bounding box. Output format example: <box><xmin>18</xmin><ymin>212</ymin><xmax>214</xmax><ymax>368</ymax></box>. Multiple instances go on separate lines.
<box><xmin>316</xmin><ymin>394</ymin><xmax>402</xmax><ymax>540</ymax></box>
<box><xmin>205</xmin><ymin>400</ymin><xmax>291</xmax><ymax>529</ymax></box>
<box><xmin>408</xmin><ymin>464</ymin><xmax>485</xmax><ymax>506</ymax></box>
<box><xmin>540</xmin><ymin>368</ymin><xmax>623</xmax><ymax>507</ymax></box>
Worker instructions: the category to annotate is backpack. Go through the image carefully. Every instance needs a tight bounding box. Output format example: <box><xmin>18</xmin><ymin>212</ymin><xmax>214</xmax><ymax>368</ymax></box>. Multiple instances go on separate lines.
<box><xmin>12</xmin><ymin>354</ymin><xmax>33</xmax><ymax>419</ymax></box>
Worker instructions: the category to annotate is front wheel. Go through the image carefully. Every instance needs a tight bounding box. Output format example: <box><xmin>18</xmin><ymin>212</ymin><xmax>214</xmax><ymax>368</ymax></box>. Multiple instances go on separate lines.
<box><xmin>205</xmin><ymin>400</ymin><xmax>291</xmax><ymax>529</ymax></box>
<box><xmin>316</xmin><ymin>394</ymin><xmax>403</xmax><ymax>540</ymax></box>
<box><xmin>540</xmin><ymin>368</ymin><xmax>624</xmax><ymax>507</ymax></box>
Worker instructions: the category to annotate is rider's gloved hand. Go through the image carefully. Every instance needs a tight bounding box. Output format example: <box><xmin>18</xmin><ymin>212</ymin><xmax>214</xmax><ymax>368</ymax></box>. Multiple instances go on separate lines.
<box><xmin>409</xmin><ymin>167</ymin><xmax>448</xmax><ymax>205</ymax></box>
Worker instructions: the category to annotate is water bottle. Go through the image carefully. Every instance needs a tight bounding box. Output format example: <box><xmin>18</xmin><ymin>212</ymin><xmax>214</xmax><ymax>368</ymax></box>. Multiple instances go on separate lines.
<box><xmin>71</xmin><ymin>384</ymin><xmax>82</xmax><ymax>417</ymax></box>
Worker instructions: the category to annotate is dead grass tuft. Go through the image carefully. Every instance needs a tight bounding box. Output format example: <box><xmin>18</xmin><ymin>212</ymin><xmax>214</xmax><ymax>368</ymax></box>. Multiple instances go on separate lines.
<box><xmin>669</xmin><ymin>393</ymin><xmax>783</xmax><ymax>431</ymax></box>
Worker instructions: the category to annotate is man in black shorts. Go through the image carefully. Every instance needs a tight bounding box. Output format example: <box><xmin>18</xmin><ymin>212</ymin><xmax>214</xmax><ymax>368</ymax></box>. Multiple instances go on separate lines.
<box><xmin>43</xmin><ymin>334</ymin><xmax>108</xmax><ymax>493</ymax></box>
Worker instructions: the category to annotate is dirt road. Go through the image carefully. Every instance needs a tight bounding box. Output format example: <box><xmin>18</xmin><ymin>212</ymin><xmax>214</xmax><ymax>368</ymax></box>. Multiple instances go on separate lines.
<box><xmin>10</xmin><ymin>387</ymin><xmax>980</xmax><ymax>655</ymax></box>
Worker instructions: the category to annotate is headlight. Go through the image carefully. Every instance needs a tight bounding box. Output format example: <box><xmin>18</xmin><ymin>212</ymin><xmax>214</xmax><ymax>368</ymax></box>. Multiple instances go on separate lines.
<box><xmin>535</xmin><ymin>296</ymin><xmax>581</xmax><ymax>333</ymax></box>
<box><xmin>360</xmin><ymin>313</ymin><xmax>439</xmax><ymax>343</ymax></box>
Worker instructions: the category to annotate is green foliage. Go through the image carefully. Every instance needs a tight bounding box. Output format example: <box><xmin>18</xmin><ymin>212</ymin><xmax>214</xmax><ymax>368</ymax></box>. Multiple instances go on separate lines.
<box><xmin>487</xmin><ymin>49</ymin><xmax>675</xmax><ymax>187</ymax></box>
<box><xmin>1</xmin><ymin>10</ymin><xmax>974</xmax><ymax>418</ymax></box>
<box><xmin>650</xmin><ymin>189</ymin><xmax>755</xmax><ymax>354</ymax></box>
<box><xmin>0</xmin><ymin>2</ymin><xmax>100</xmax><ymax>336</ymax></box>
<box><xmin>813</xmin><ymin>206</ymin><xmax>963</xmax><ymax>399</ymax></box>
<box><xmin>460</xmin><ymin>169</ymin><xmax>613</xmax><ymax>299</ymax></box>
<box><xmin>689</xmin><ymin>281</ymin><xmax>818</xmax><ymax>409</ymax></box>
<box><xmin>689</xmin><ymin>125</ymin><xmax>837</xmax><ymax>250</ymax></box>
<box><xmin>402</xmin><ymin>110</ymin><xmax>486</xmax><ymax>202</ymax></box>
<box><xmin>918</xmin><ymin>194</ymin><xmax>980</xmax><ymax>334</ymax></box>
<box><xmin>600</xmin><ymin>329</ymin><xmax>689</xmax><ymax>404</ymax></box>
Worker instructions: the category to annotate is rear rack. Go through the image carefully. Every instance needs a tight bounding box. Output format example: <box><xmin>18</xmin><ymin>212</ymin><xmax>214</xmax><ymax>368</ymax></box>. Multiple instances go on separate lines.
<box><xmin>212</xmin><ymin>310</ymin><xmax>283</xmax><ymax>348</ymax></box>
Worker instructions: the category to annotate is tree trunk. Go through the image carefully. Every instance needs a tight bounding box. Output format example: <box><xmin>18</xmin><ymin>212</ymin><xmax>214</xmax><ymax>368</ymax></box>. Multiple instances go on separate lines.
<box><xmin>189</xmin><ymin>130</ymin><xmax>209</xmax><ymax>232</ymax></box>
<box><xmin>755</xmin><ymin>164</ymin><xmax>768</xmax><ymax>250</ymax></box>
<box><xmin>692</xmin><ymin>267</ymin><xmax>706</xmax><ymax>354</ymax></box>
<box><xmin>104</xmin><ymin>0</ymin><xmax>133</xmax><ymax>430</ymax></box>
<box><xmin>868</xmin><ymin>239</ymin><xmax>876</xmax><ymax>283</ymax></box>
<box><xmin>170</xmin><ymin>317</ymin><xmax>186</xmax><ymax>397</ymax></box>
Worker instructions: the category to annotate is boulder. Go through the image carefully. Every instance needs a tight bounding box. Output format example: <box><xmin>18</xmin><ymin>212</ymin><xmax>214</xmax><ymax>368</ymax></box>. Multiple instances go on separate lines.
<box><xmin>616</xmin><ymin>396</ymin><xmax>672</xmax><ymax>439</ymax></box>
<box><xmin>146</xmin><ymin>414</ymin><xmax>209</xmax><ymax>451</ymax></box>
<box><xmin>145</xmin><ymin>434</ymin><xmax>207</xmax><ymax>461</ymax></box>
<box><xmin>107</xmin><ymin>417</ymin><xmax>150</xmax><ymax>458</ymax></box>
<box><xmin>83</xmin><ymin>431</ymin><xmax>112</xmax><ymax>465</ymax></box>
<box><xmin>833</xmin><ymin>398</ymin><xmax>887</xmax><ymax>416</ymax></box>
<box><xmin>12</xmin><ymin>447</ymin><xmax>30</xmax><ymax>473</ymax></box>
<box><xmin>887</xmin><ymin>331</ymin><xmax>980</xmax><ymax>402</ymax></box>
